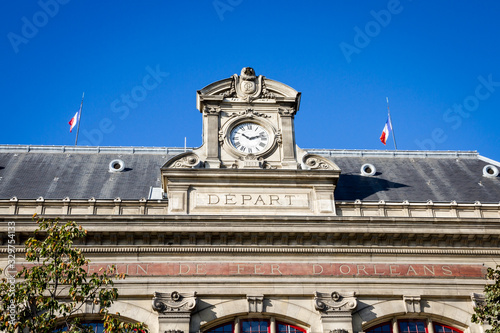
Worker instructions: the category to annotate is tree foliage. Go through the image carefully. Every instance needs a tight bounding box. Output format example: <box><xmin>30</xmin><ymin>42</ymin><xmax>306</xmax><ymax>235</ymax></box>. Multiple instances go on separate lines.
<box><xmin>472</xmin><ymin>265</ymin><xmax>500</xmax><ymax>333</ymax></box>
<box><xmin>0</xmin><ymin>217</ymin><xmax>148</xmax><ymax>333</ymax></box>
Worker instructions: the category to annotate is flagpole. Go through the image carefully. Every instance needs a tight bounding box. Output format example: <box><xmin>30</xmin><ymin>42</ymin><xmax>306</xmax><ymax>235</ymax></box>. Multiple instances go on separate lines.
<box><xmin>386</xmin><ymin>97</ymin><xmax>398</xmax><ymax>150</ymax></box>
<box><xmin>75</xmin><ymin>92</ymin><xmax>84</xmax><ymax>146</ymax></box>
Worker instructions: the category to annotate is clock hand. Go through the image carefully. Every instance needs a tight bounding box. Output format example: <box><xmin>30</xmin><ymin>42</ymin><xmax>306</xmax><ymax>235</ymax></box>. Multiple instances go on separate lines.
<box><xmin>241</xmin><ymin>133</ymin><xmax>251</xmax><ymax>139</ymax></box>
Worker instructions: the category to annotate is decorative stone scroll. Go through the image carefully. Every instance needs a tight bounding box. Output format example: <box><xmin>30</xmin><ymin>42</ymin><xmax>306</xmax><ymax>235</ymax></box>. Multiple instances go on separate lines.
<box><xmin>314</xmin><ymin>291</ymin><xmax>357</xmax><ymax>316</ymax></box>
<box><xmin>163</xmin><ymin>153</ymin><xmax>203</xmax><ymax>169</ymax></box>
<box><xmin>403</xmin><ymin>295</ymin><xmax>421</xmax><ymax>313</ymax></box>
<box><xmin>152</xmin><ymin>291</ymin><xmax>197</xmax><ymax>317</ymax></box>
<box><xmin>247</xmin><ymin>295</ymin><xmax>264</xmax><ymax>313</ymax></box>
<box><xmin>315</xmin><ymin>291</ymin><xmax>357</xmax><ymax>333</ymax></box>
<box><xmin>303</xmin><ymin>154</ymin><xmax>338</xmax><ymax>171</ymax></box>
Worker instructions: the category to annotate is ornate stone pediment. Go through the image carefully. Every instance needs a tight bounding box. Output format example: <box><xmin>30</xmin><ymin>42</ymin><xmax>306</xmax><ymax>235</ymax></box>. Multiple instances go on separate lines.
<box><xmin>152</xmin><ymin>291</ymin><xmax>197</xmax><ymax>316</ymax></box>
<box><xmin>196</xmin><ymin>67</ymin><xmax>300</xmax><ymax>108</ymax></box>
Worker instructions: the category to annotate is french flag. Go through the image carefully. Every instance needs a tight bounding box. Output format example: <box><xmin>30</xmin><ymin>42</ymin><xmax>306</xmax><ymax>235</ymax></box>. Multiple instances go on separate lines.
<box><xmin>68</xmin><ymin>110</ymin><xmax>79</xmax><ymax>132</ymax></box>
<box><xmin>380</xmin><ymin>117</ymin><xmax>392</xmax><ymax>145</ymax></box>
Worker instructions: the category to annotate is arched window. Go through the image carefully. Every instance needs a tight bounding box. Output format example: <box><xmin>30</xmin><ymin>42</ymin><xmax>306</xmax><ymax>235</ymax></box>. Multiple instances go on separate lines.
<box><xmin>398</xmin><ymin>320</ymin><xmax>427</xmax><ymax>333</ymax></box>
<box><xmin>205</xmin><ymin>318</ymin><xmax>306</xmax><ymax>333</ymax></box>
<box><xmin>55</xmin><ymin>322</ymin><xmax>104</xmax><ymax>332</ymax></box>
<box><xmin>206</xmin><ymin>323</ymin><xmax>234</xmax><ymax>333</ymax></box>
<box><xmin>277</xmin><ymin>322</ymin><xmax>306</xmax><ymax>333</ymax></box>
<box><xmin>433</xmin><ymin>323</ymin><xmax>463</xmax><ymax>333</ymax></box>
<box><xmin>366</xmin><ymin>322</ymin><xmax>392</xmax><ymax>333</ymax></box>
<box><xmin>366</xmin><ymin>320</ymin><xmax>463</xmax><ymax>333</ymax></box>
<box><xmin>241</xmin><ymin>320</ymin><xmax>269</xmax><ymax>333</ymax></box>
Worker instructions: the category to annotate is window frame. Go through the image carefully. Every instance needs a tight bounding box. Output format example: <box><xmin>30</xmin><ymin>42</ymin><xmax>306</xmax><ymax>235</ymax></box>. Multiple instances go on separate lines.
<box><xmin>397</xmin><ymin>320</ymin><xmax>429</xmax><ymax>333</ymax></box>
<box><xmin>276</xmin><ymin>321</ymin><xmax>307</xmax><ymax>333</ymax></box>
<box><xmin>203</xmin><ymin>317</ymin><xmax>307</xmax><ymax>333</ymax></box>
<box><xmin>433</xmin><ymin>322</ymin><xmax>463</xmax><ymax>333</ymax></box>
<box><xmin>365</xmin><ymin>321</ymin><xmax>393</xmax><ymax>333</ymax></box>
<box><xmin>240</xmin><ymin>319</ymin><xmax>271</xmax><ymax>333</ymax></box>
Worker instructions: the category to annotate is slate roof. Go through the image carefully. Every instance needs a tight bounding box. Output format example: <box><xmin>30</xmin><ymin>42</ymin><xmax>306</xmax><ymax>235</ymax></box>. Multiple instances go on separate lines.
<box><xmin>0</xmin><ymin>145</ymin><xmax>499</xmax><ymax>203</ymax></box>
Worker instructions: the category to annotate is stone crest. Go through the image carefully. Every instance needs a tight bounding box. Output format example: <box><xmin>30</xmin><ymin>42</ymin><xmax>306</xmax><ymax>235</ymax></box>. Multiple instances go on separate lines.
<box><xmin>222</xmin><ymin>67</ymin><xmax>274</xmax><ymax>102</ymax></box>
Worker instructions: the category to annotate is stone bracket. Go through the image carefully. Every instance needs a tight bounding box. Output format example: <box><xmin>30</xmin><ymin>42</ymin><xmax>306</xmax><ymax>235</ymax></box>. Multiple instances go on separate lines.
<box><xmin>247</xmin><ymin>295</ymin><xmax>264</xmax><ymax>313</ymax></box>
<box><xmin>403</xmin><ymin>295</ymin><xmax>421</xmax><ymax>313</ymax></box>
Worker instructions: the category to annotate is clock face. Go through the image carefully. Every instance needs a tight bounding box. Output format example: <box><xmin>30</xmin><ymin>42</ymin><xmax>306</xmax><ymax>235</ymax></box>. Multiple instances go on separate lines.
<box><xmin>230</xmin><ymin>122</ymin><xmax>270</xmax><ymax>154</ymax></box>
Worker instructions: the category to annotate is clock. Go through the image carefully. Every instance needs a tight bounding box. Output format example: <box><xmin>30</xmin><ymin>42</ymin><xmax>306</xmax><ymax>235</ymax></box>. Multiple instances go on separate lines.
<box><xmin>229</xmin><ymin>122</ymin><xmax>270</xmax><ymax>154</ymax></box>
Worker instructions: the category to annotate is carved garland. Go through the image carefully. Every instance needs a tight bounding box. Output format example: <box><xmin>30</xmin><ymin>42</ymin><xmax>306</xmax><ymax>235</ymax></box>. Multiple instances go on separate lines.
<box><xmin>228</xmin><ymin>108</ymin><xmax>270</xmax><ymax>118</ymax></box>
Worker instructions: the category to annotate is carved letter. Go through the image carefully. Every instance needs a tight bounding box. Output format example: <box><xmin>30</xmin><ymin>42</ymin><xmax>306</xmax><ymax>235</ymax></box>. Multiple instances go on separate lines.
<box><xmin>254</xmin><ymin>195</ymin><xmax>266</xmax><ymax>205</ymax></box>
<box><xmin>423</xmin><ymin>265</ymin><xmax>435</xmax><ymax>275</ymax></box>
<box><xmin>271</xmin><ymin>264</ymin><xmax>282</xmax><ymax>275</ymax></box>
<box><xmin>137</xmin><ymin>264</ymin><xmax>149</xmax><ymax>275</ymax></box>
<box><xmin>179</xmin><ymin>264</ymin><xmax>190</xmax><ymax>275</ymax></box>
<box><xmin>442</xmin><ymin>265</ymin><xmax>453</xmax><ymax>276</ymax></box>
<box><xmin>242</xmin><ymin>194</ymin><xmax>252</xmax><ymax>205</ymax></box>
<box><xmin>196</xmin><ymin>264</ymin><xmax>206</xmax><ymax>275</ymax></box>
<box><xmin>254</xmin><ymin>264</ymin><xmax>265</xmax><ymax>274</ymax></box>
<box><xmin>357</xmin><ymin>265</ymin><xmax>369</xmax><ymax>275</ymax></box>
<box><xmin>339</xmin><ymin>265</ymin><xmax>351</xmax><ymax>275</ymax></box>
<box><xmin>374</xmin><ymin>265</ymin><xmax>385</xmax><ymax>275</ymax></box>
<box><xmin>208</xmin><ymin>194</ymin><xmax>220</xmax><ymax>204</ymax></box>
<box><xmin>285</xmin><ymin>195</ymin><xmax>293</xmax><ymax>205</ymax></box>
<box><xmin>269</xmin><ymin>195</ymin><xmax>280</xmax><ymax>205</ymax></box>
<box><xmin>406</xmin><ymin>265</ymin><xmax>418</xmax><ymax>275</ymax></box>
<box><xmin>225</xmin><ymin>194</ymin><xmax>237</xmax><ymax>205</ymax></box>
<box><xmin>313</xmin><ymin>264</ymin><xmax>324</xmax><ymax>275</ymax></box>
<box><xmin>390</xmin><ymin>264</ymin><xmax>400</xmax><ymax>275</ymax></box>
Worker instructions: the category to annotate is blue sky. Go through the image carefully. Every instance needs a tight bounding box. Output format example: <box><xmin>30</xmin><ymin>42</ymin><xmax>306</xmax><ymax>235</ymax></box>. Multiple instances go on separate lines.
<box><xmin>1</xmin><ymin>1</ymin><xmax>499</xmax><ymax>161</ymax></box>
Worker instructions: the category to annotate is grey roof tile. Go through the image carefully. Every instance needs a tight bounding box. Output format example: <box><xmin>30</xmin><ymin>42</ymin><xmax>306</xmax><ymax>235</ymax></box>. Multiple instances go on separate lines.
<box><xmin>0</xmin><ymin>147</ymin><xmax>499</xmax><ymax>203</ymax></box>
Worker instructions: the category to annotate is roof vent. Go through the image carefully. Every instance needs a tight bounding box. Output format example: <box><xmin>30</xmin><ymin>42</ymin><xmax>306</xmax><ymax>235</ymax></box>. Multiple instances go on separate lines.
<box><xmin>360</xmin><ymin>163</ymin><xmax>376</xmax><ymax>176</ymax></box>
<box><xmin>109</xmin><ymin>159</ymin><xmax>125</xmax><ymax>172</ymax></box>
<box><xmin>483</xmin><ymin>164</ymin><xmax>499</xmax><ymax>178</ymax></box>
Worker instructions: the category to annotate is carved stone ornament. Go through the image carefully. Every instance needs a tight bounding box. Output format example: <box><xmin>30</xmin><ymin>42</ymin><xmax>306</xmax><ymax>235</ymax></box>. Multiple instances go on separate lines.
<box><xmin>403</xmin><ymin>295</ymin><xmax>421</xmax><ymax>313</ymax></box>
<box><xmin>278</xmin><ymin>107</ymin><xmax>296</xmax><ymax>117</ymax></box>
<box><xmin>221</xmin><ymin>67</ymin><xmax>274</xmax><ymax>102</ymax></box>
<box><xmin>314</xmin><ymin>291</ymin><xmax>357</xmax><ymax>314</ymax></box>
<box><xmin>330</xmin><ymin>329</ymin><xmax>348</xmax><ymax>333</ymax></box>
<box><xmin>247</xmin><ymin>295</ymin><xmax>264</xmax><ymax>313</ymax></box>
<box><xmin>471</xmin><ymin>293</ymin><xmax>485</xmax><ymax>307</ymax></box>
<box><xmin>228</xmin><ymin>108</ymin><xmax>270</xmax><ymax>119</ymax></box>
<box><xmin>164</xmin><ymin>153</ymin><xmax>202</xmax><ymax>169</ymax></box>
<box><xmin>152</xmin><ymin>291</ymin><xmax>197</xmax><ymax>315</ymax></box>
<box><xmin>303</xmin><ymin>154</ymin><xmax>337</xmax><ymax>170</ymax></box>
<box><xmin>219</xmin><ymin>130</ymin><xmax>225</xmax><ymax>146</ymax></box>
<box><xmin>203</xmin><ymin>105</ymin><xmax>221</xmax><ymax>116</ymax></box>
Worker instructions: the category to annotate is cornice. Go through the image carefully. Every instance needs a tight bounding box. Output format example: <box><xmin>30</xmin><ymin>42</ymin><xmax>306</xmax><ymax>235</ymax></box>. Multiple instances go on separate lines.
<box><xmin>2</xmin><ymin>245</ymin><xmax>499</xmax><ymax>256</ymax></box>
<box><xmin>0</xmin><ymin>199</ymin><xmax>499</xmax><ymax>219</ymax></box>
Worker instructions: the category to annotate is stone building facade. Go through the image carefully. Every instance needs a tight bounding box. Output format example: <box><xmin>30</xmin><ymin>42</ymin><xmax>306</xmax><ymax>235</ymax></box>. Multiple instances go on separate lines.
<box><xmin>1</xmin><ymin>68</ymin><xmax>500</xmax><ymax>333</ymax></box>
